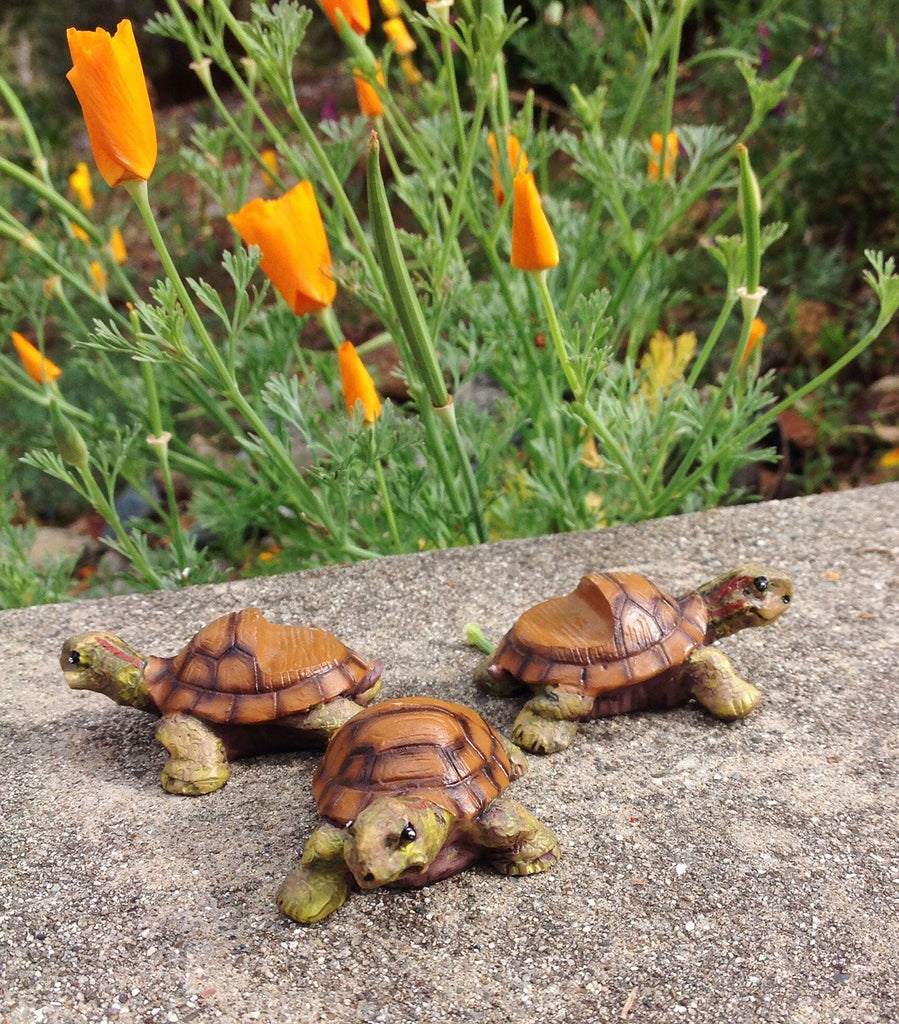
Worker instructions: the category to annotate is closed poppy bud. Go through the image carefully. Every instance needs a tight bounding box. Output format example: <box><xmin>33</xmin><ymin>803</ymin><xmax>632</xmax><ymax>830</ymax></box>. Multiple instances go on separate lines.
<box><xmin>399</xmin><ymin>57</ymin><xmax>423</xmax><ymax>87</ymax></box>
<box><xmin>319</xmin><ymin>0</ymin><xmax>371</xmax><ymax>35</ymax></box>
<box><xmin>383</xmin><ymin>17</ymin><xmax>416</xmax><ymax>55</ymax></box>
<box><xmin>648</xmin><ymin>130</ymin><xmax>678</xmax><ymax>182</ymax></box>
<box><xmin>69</xmin><ymin>161</ymin><xmax>95</xmax><ymax>211</ymax></box>
<box><xmin>66</xmin><ymin>20</ymin><xmax>157</xmax><ymax>188</ymax></box>
<box><xmin>228</xmin><ymin>181</ymin><xmax>337</xmax><ymax>316</ymax></box>
<box><xmin>90</xmin><ymin>260</ymin><xmax>108</xmax><ymax>293</ymax></box>
<box><xmin>10</xmin><ymin>331</ymin><xmax>62</xmax><ymax>385</ymax></box>
<box><xmin>379</xmin><ymin>0</ymin><xmax>401</xmax><ymax>16</ymax></box>
<box><xmin>338</xmin><ymin>340</ymin><xmax>382</xmax><ymax>423</ymax></box>
<box><xmin>70</xmin><ymin>222</ymin><xmax>90</xmax><ymax>242</ymax></box>
<box><xmin>49</xmin><ymin>397</ymin><xmax>89</xmax><ymax>469</ymax></box>
<box><xmin>487</xmin><ymin>132</ymin><xmax>528</xmax><ymax>206</ymax></box>
<box><xmin>510</xmin><ymin>172</ymin><xmax>559</xmax><ymax>272</ymax></box>
<box><xmin>354</xmin><ymin>62</ymin><xmax>386</xmax><ymax>118</ymax></box>
<box><xmin>260</xmin><ymin>148</ymin><xmax>279</xmax><ymax>187</ymax></box>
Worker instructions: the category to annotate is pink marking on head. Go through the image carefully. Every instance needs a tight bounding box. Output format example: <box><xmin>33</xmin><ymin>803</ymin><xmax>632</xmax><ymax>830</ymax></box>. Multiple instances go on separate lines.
<box><xmin>95</xmin><ymin>634</ymin><xmax>143</xmax><ymax>669</ymax></box>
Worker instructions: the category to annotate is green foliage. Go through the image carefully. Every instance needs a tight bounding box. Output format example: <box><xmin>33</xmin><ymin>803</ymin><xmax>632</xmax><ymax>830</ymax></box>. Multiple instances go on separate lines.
<box><xmin>0</xmin><ymin>453</ymin><xmax>75</xmax><ymax>609</ymax></box>
<box><xmin>0</xmin><ymin>0</ymin><xmax>896</xmax><ymax>604</ymax></box>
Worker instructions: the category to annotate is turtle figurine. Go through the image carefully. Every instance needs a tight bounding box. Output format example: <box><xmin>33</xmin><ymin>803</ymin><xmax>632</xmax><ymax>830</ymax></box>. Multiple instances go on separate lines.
<box><xmin>474</xmin><ymin>564</ymin><xmax>793</xmax><ymax>754</ymax></box>
<box><xmin>61</xmin><ymin>607</ymin><xmax>383</xmax><ymax>795</ymax></box>
<box><xmin>276</xmin><ymin>695</ymin><xmax>561</xmax><ymax>924</ymax></box>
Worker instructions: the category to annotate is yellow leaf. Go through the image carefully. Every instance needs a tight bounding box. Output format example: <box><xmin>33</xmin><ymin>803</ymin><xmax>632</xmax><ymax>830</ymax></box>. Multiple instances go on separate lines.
<box><xmin>639</xmin><ymin>330</ymin><xmax>697</xmax><ymax>406</ymax></box>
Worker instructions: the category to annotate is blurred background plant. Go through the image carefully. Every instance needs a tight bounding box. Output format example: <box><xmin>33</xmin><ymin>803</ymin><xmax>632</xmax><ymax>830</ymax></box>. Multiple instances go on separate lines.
<box><xmin>0</xmin><ymin>0</ymin><xmax>897</xmax><ymax>609</ymax></box>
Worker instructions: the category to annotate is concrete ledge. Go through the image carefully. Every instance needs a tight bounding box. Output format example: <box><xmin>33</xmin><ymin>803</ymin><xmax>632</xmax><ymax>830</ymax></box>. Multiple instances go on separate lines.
<box><xmin>2</xmin><ymin>484</ymin><xmax>898</xmax><ymax>1023</ymax></box>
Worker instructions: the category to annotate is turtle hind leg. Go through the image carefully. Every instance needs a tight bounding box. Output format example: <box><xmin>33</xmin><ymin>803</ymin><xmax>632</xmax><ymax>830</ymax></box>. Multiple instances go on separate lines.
<box><xmin>511</xmin><ymin>689</ymin><xmax>594</xmax><ymax>755</ymax></box>
<box><xmin>473</xmin><ymin>656</ymin><xmax>527</xmax><ymax>698</ymax></box>
<box><xmin>156</xmin><ymin>713</ymin><xmax>229</xmax><ymax>795</ymax></box>
<box><xmin>474</xmin><ymin>797</ymin><xmax>561</xmax><ymax>876</ymax></box>
<box><xmin>277</xmin><ymin>823</ymin><xmax>350</xmax><ymax>925</ymax></box>
<box><xmin>685</xmin><ymin>646</ymin><xmax>762</xmax><ymax>720</ymax></box>
<box><xmin>297</xmin><ymin>697</ymin><xmax>366</xmax><ymax>744</ymax></box>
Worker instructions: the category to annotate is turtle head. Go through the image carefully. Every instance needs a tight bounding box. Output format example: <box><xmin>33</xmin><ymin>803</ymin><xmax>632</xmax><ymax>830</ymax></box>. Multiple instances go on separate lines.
<box><xmin>343</xmin><ymin>797</ymin><xmax>453</xmax><ymax>890</ymax></box>
<box><xmin>61</xmin><ymin>632</ymin><xmax>155</xmax><ymax>712</ymax></box>
<box><xmin>697</xmin><ymin>564</ymin><xmax>793</xmax><ymax>641</ymax></box>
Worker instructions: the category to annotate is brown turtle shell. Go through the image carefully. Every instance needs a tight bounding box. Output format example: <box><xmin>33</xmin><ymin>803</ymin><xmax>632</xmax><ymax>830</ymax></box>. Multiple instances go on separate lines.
<box><xmin>313</xmin><ymin>696</ymin><xmax>515</xmax><ymax>825</ymax></box>
<box><xmin>490</xmin><ymin>572</ymin><xmax>708</xmax><ymax>696</ymax></box>
<box><xmin>143</xmin><ymin>608</ymin><xmax>381</xmax><ymax>726</ymax></box>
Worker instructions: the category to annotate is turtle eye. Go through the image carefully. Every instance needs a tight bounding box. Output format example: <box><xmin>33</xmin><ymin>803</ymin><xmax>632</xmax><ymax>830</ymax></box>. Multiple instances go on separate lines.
<box><xmin>399</xmin><ymin>823</ymin><xmax>417</xmax><ymax>845</ymax></box>
<box><xmin>753</xmin><ymin>576</ymin><xmax>769</xmax><ymax>593</ymax></box>
<box><xmin>67</xmin><ymin>650</ymin><xmax>81</xmax><ymax>666</ymax></box>
<box><xmin>782</xmin><ymin>594</ymin><xmax>791</xmax><ymax>604</ymax></box>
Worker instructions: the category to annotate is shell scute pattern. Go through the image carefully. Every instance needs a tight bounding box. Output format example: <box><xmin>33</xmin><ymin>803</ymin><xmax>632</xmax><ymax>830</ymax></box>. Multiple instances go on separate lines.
<box><xmin>494</xmin><ymin>572</ymin><xmax>708</xmax><ymax>696</ymax></box>
<box><xmin>144</xmin><ymin>608</ymin><xmax>379</xmax><ymax>726</ymax></box>
<box><xmin>313</xmin><ymin>697</ymin><xmax>514</xmax><ymax>825</ymax></box>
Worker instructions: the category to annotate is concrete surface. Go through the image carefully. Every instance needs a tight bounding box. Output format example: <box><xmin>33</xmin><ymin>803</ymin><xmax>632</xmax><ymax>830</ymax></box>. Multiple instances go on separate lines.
<box><xmin>1</xmin><ymin>484</ymin><xmax>898</xmax><ymax>1024</ymax></box>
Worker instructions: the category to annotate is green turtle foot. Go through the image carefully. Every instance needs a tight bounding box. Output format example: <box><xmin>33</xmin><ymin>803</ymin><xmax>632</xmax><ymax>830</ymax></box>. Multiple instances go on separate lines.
<box><xmin>511</xmin><ymin>708</ymin><xmax>579</xmax><ymax>754</ymax></box>
<box><xmin>160</xmin><ymin>759</ymin><xmax>229</xmax><ymax>796</ymax></box>
<box><xmin>276</xmin><ymin>864</ymin><xmax>348</xmax><ymax>925</ymax></box>
<box><xmin>687</xmin><ymin>647</ymin><xmax>762</xmax><ymax>720</ymax></box>
<box><xmin>477</xmin><ymin>798</ymin><xmax>561</xmax><ymax>876</ymax></box>
<box><xmin>156</xmin><ymin>713</ymin><xmax>229</xmax><ymax>796</ymax></box>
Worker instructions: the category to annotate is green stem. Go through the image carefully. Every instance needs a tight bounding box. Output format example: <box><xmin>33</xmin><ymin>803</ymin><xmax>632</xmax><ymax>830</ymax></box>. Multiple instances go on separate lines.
<box><xmin>205</xmin><ymin>0</ymin><xmax>384</xmax><ymax>290</ymax></box>
<box><xmin>534</xmin><ymin>271</ymin><xmax>580</xmax><ymax>399</ymax></box>
<box><xmin>141</xmin><ymin>361</ymin><xmax>189</xmax><ymax>570</ymax></box>
<box><xmin>437</xmin><ymin>400</ymin><xmax>488</xmax><ymax>544</ymax></box>
<box><xmin>533</xmin><ymin>270</ymin><xmax>652</xmax><ymax>512</ymax></box>
<box><xmin>432</xmin><ymin>88</ymin><xmax>490</xmax><ymax>291</ymax></box>
<box><xmin>653</xmin><ymin>314</ymin><xmax>754</xmax><ymax>513</ymax></box>
<box><xmin>124</xmin><ymin>179</ymin><xmax>339</xmax><ymax>542</ymax></box>
<box><xmin>0</xmin><ymin>72</ymin><xmax>52</xmax><ymax>185</ymax></box>
<box><xmin>76</xmin><ymin>462</ymin><xmax>164</xmax><ymax>588</ymax></box>
<box><xmin>371</xmin><ymin>427</ymin><xmax>402</xmax><ymax>553</ymax></box>
<box><xmin>190</xmin><ymin>58</ymin><xmax>288</xmax><ymax>194</ymax></box>
<box><xmin>318</xmin><ymin>306</ymin><xmax>346</xmax><ymax>348</ymax></box>
<box><xmin>729</xmin><ymin>308</ymin><xmax>897</xmax><ymax>457</ymax></box>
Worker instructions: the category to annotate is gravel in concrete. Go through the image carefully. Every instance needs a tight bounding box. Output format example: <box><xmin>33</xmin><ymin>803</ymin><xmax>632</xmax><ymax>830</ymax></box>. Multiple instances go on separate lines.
<box><xmin>2</xmin><ymin>485</ymin><xmax>898</xmax><ymax>1024</ymax></box>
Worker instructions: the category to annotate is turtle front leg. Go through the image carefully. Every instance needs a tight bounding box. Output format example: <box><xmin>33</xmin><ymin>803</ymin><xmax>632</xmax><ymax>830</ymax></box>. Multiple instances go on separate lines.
<box><xmin>474</xmin><ymin>797</ymin><xmax>561</xmax><ymax>876</ymax></box>
<box><xmin>156</xmin><ymin>713</ymin><xmax>229</xmax><ymax>796</ymax></box>
<box><xmin>684</xmin><ymin>647</ymin><xmax>762</xmax><ymax>720</ymax></box>
<box><xmin>511</xmin><ymin>689</ymin><xmax>594</xmax><ymax>755</ymax></box>
<box><xmin>277</xmin><ymin>822</ymin><xmax>350</xmax><ymax>925</ymax></box>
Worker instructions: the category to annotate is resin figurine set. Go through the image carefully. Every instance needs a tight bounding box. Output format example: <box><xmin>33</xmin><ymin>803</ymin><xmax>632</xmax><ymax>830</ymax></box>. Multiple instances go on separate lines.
<box><xmin>61</xmin><ymin>563</ymin><xmax>792</xmax><ymax>924</ymax></box>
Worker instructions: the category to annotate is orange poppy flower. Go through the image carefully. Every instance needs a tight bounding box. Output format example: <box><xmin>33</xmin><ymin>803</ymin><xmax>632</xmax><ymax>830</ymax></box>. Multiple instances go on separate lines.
<box><xmin>354</xmin><ymin>63</ymin><xmax>386</xmax><ymax>119</ymax></box>
<box><xmin>66</xmin><ymin>20</ymin><xmax>157</xmax><ymax>188</ymax></box>
<box><xmin>648</xmin><ymin>131</ymin><xmax>679</xmax><ymax>182</ymax></box>
<box><xmin>10</xmin><ymin>331</ymin><xmax>62</xmax><ymax>385</ymax></box>
<box><xmin>228</xmin><ymin>181</ymin><xmax>337</xmax><ymax>316</ymax></box>
<box><xmin>319</xmin><ymin>0</ymin><xmax>371</xmax><ymax>35</ymax></box>
<box><xmin>338</xmin><ymin>340</ymin><xmax>382</xmax><ymax>423</ymax></box>
<box><xmin>510</xmin><ymin>172</ymin><xmax>559</xmax><ymax>272</ymax></box>
<box><xmin>487</xmin><ymin>132</ymin><xmax>528</xmax><ymax>206</ymax></box>
<box><xmin>739</xmin><ymin>317</ymin><xmax>767</xmax><ymax>367</ymax></box>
